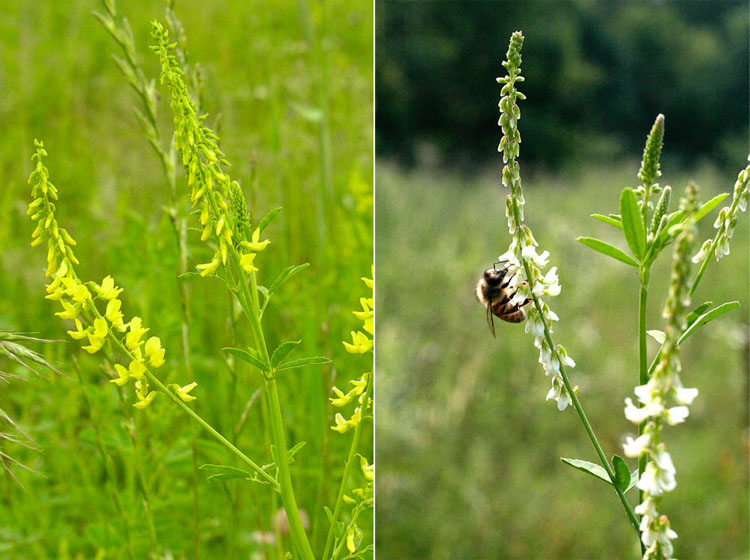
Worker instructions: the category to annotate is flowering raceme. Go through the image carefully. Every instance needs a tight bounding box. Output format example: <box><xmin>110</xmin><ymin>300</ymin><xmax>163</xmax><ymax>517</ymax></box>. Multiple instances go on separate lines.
<box><xmin>622</xmin><ymin>184</ymin><xmax>700</xmax><ymax>560</ymax></box>
<box><xmin>331</xmin><ymin>269</ymin><xmax>373</xmax><ymax>434</ymax></box>
<box><xmin>150</xmin><ymin>22</ymin><xmax>270</xmax><ymax>284</ymax></box>
<box><xmin>28</xmin><ymin>139</ymin><xmax>195</xmax><ymax>408</ymax></box>
<box><xmin>495</xmin><ymin>32</ymin><xmax>575</xmax><ymax>410</ymax></box>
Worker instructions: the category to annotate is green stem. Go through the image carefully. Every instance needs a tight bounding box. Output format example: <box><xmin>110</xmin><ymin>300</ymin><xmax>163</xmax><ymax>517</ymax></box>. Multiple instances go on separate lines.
<box><xmin>322</xmin><ymin>373</ymin><xmax>372</xmax><ymax>560</ymax></box>
<box><xmin>266</xmin><ymin>378</ymin><xmax>315</xmax><ymax>560</ymax></box>
<box><xmin>226</xmin><ymin>246</ymin><xmax>314</xmax><ymax>559</ymax></box>
<box><xmin>637</xmin><ymin>267</ymin><xmax>650</xmax><ymax>539</ymax></box>
<box><xmin>520</xmin><ymin>258</ymin><xmax>640</xmax><ymax>534</ymax></box>
<box><xmin>689</xmin><ymin>223</ymin><xmax>723</xmax><ymax>297</ymax></box>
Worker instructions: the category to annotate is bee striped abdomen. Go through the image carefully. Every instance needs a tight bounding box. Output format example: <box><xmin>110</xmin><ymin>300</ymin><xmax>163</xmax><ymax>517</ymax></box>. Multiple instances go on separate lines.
<box><xmin>491</xmin><ymin>300</ymin><xmax>526</xmax><ymax>323</ymax></box>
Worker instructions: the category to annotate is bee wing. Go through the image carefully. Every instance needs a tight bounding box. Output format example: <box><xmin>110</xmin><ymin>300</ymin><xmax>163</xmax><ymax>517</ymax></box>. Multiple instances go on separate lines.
<box><xmin>486</xmin><ymin>298</ymin><xmax>496</xmax><ymax>338</ymax></box>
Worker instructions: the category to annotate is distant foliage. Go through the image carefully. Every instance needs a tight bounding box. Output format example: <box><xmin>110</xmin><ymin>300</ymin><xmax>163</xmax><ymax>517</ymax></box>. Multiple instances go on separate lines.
<box><xmin>376</xmin><ymin>1</ymin><xmax>748</xmax><ymax>167</ymax></box>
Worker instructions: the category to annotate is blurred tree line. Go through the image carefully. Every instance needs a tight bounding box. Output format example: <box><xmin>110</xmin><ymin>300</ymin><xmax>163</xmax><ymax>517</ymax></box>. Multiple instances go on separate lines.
<box><xmin>376</xmin><ymin>0</ymin><xmax>749</xmax><ymax>169</ymax></box>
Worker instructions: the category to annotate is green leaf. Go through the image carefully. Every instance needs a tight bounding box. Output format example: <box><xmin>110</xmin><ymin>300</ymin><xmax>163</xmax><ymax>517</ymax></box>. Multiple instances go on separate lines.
<box><xmin>258</xmin><ymin>207</ymin><xmax>282</xmax><ymax>234</ymax></box>
<box><xmin>612</xmin><ymin>455</ymin><xmax>630</xmax><ymax>491</ymax></box>
<box><xmin>626</xmin><ymin>469</ymin><xmax>640</xmax><ymax>493</ymax></box>
<box><xmin>620</xmin><ymin>188</ymin><xmax>645</xmax><ymax>259</ymax></box>
<box><xmin>268</xmin><ymin>263</ymin><xmax>309</xmax><ymax>294</ymax></box>
<box><xmin>275</xmin><ymin>356</ymin><xmax>331</xmax><ymax>372</ymax></box>
<box><xmin>686</xmin><ymin>302</ymin><xmax>712</xmax><ymax>327</ymax></box>
<box><xmin>646</xmin><ymin>330</ymin><xmax>665</xmax><ymax>344</ymax></box>
<box><xmin>199</xmin><ymin>464</ymin><xmax>252</xmax><ymax>482</ymax></box>
<box><xmin>677</xmin><ymin>301</ymin><xmax>740</xmax><ymax>346</ymax></box>
<box><xmin>222</xmin><ymin>347</ymin><xmax>269</xmax><ymax>372</ymax></box>
<box><xmin>577</xmin><ymin>237</ymin><xmax>639</xmax><ymax>267</ymax></box>
<box><xmin>287</xmin><ymin>441</ymin><xmax>307</xmax><ymax>461</ymax></box>
<box><xmin>271</xmin><ymin>340</ymin><xmax>301</xmax><ymax>367</ymax></box>
<box><xmin>694</xmin><ymin>193</ymin><xmax>728</xmax><ymax>224</ymax></box>
<box><xmin>591</xmin><ymin>214</ymin><xmax>622</xmax><ymax>229</ymax></box>
<box><xmin>561</xmin><ymin>458</ymin><xmax>611</xmax><ymax>484</ymax></box>
<box><xmin>591</xmin><ymin>214</ymin><xmax>623</xmax><ymax>228</ymax></box>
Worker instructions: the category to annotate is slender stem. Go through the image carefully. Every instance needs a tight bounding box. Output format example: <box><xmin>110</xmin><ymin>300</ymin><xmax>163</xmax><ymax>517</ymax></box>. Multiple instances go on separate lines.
<box><xmin>225</xmin><ymin>246</ymin><xmax>314</xmax><ymax>558</ymax></box>
<box><xmin>637</xmin><ymin>267</ymin><xmax>650</xmax><ymax>539</ymax></box>
<box><xmin>520</xmin><ymin>259</ymin><xmax>640</xmax><ymax>534</ymax></box>
<box><xmin>688</xmin><ymin>223</ymin><xmax>723</xmax><ymax>297</ymax></box>
<box><xmin>266</xmin><ymin>378</ymin><xmax>315</xmax><ymax>560</ymax></box>
<box><xmin>322</xmin><ymin>373</ymin><xmax>372</xmax><ymax>560</ymax></box>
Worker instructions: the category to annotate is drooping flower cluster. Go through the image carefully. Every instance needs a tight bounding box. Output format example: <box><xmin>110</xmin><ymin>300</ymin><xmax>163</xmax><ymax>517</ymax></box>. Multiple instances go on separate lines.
<box><xmin>151</xmin><ymin>22</ymin><xmax>269</xmax><ymax>279</ymax></box>
<box><xmin>622</xmin><ymin>184</ymin><xmax>700</xmax><ymax>560</ymax></box>
<box><xmin>496</xmin><ymin>32</ymin><xmax>575</xmax><ymax>410</ymax></box>
<box><xmin>28</xmin><ymin>140</ymin><xmax>195</xmax><ymax>408</ymax></box>
<box><xmin>692</xmin><ymin>162</ymin><xmax>750</xmax><ymax>263</ymax></box>
<box><xmin>332</xmin><ymin>269</ymin><xmax>374</xmax><ymax>433</ymax></box>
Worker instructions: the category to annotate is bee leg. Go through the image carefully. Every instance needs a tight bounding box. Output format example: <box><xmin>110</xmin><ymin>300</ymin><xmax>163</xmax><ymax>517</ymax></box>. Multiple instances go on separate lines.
<box><xmin>500</xmin><ymin>272</ymin><xmax>517</xmax><ymax>290</ymax></box>
<box><xmin>519</xmin><ymin>298</ymin><xmax>531</xmax><ymax>308</ymax></box>
<box><xmin>486</xmin><ymin>299</ymin><xmax>496</xmax><ymax>338</ymax></box>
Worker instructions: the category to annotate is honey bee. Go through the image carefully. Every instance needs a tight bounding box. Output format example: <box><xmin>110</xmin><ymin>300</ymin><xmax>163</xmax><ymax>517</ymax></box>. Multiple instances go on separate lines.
<box><xmin>474</xmin><ymin>262</ymin><xmax>530</xmax><ymax>337</ymax></box>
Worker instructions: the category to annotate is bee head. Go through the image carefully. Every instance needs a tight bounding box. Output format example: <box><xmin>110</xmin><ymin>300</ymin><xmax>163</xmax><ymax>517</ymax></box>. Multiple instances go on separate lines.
<box><xmin>483</xmin><ymin>267</ymin><xmax>507</xmax><ymax>286</ymax></box>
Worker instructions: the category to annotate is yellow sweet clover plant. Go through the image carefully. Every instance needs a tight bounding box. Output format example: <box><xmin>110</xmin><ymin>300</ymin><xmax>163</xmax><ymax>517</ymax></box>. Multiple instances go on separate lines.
<box><xmin>28</xmin><ymin>140</ymin><xmax>181</xmax><ymax>409</ymax></box>
<box><xmin>28</xmin><ymin>138</ymin><xmax>279</xmax><ymax>492</ymax></box>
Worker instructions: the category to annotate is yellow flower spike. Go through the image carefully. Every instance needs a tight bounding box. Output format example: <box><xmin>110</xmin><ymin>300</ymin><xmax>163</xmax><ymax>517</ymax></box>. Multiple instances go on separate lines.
<box><xmin>361</xmin><ymin>276</ymin><xmax>374</xmax><ymax>289</ymax></box>
<box><xmin>133</xmin><ymin>391</ymin><xmax>157</xmax><ymax>409</ymax></box>
<box><xmin>239</xmin><ymin>252</ymin><xmax>258</xmax><ymax>274</ymax></box>
<box><xmin>110</xmin><ymin>364</ymin><xmax>130</xmax><ymax>386</ymax></box>
<box><xmin>360</xmin><ymin>456</ymin><xmax>374</xmax><ymax>481</ymax></box>
<box><xmin>343</xmin><ymin>331</ymin><xmax>372</xmax><ymax>354</ymax></box>
<box><xmin>54</xmin><ymin>300</ymin><xmax>79</xmax><ymax>320</ymax></box>
<box><xmin>170</xmin><ymin>382</ymin><xmax>198</xmax><ymax>402</ymax></box>
<box><xmin>331</xmin><ymin>413</ymin><xmax>351</xmax><ymax>434</ymax></box>
<box><xmin>125</xmin><ymin>317</ymin><xmax>148</xmax><ymax>351</ymax></box>
<box><xmin>144</xmin><ymin>336</ymin><xmax>165</xmax><ymax>368</ymax></box>
<box><xmin>343</xmin><ymin>495</ymin><xmax>357</xmax><ymax>505</ymax></box>
<box><xmin>95</xmin><ymin>276</ymin><xmax>123</xmax><ymax>301</ymax></box>
<box><xmin>363</xmin><ymin>317</ymin><xmax>374</xmax><ymax>335</ymax></box>
<box><xmin>66</xmin><ymin>319</ymin><xmax>88</xmax><ymax>340</ymax></box>
<box><xmin>128</xmin><ymin>359</ymin><xmax>146</xmax><ymax>380</ymax></box>
<box><xmin>215</xmin><ymin>216</ymin><xmax>225</xmax><ymax>236</ymax></box>
<box><xmin>330</xmin><ymin>387</ymin><xmax>350</xmax><ymax>408</ymax></box>
<box><xmin>196</xmin><ymin>256</ymin><xmax>220</xmax><ymax>277</ymax></box>
<box><xmin>70</xmin><ymin>283</ymin><xmax>91</xmax><ymax>304</ymax></box>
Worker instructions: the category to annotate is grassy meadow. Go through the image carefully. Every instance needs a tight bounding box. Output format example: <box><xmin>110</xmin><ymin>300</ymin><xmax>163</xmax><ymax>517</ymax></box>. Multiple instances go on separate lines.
<box><xmin>0</xmin><ymin>1</ymin><xmax>372</xmax><ymax>558</ymax></box>
<box><xmin>376</xmin><ymin>160</ymin><xmax>749</xmax><ymax>559</ymax></box>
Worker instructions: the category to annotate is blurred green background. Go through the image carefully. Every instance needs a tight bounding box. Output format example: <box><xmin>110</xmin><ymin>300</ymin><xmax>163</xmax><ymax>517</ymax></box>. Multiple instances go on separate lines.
<box><xmin>376</xmin><ymin>1</ymin><xmax>749</xmax><ymax>559</ymax></box>
<box><xmin>377</xmin><ymin>0</ymin><xmax>748</xmax><ymax>169</ymax></box>
<box><xmin>0</xmin><ymin>1</ymin><xmax>372</xmax><ymax>558</ymax></box>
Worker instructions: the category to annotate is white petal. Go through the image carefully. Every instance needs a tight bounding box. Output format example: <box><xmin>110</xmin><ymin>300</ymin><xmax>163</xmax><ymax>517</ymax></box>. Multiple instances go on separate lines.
<box><xmin>664</xmin><ymin>406</ymin><xmax>689</xmax><ymax>425</ymax></box>
<box><xmin>674</xmin><ymin>386</ymin><xmax>698</xmax><ymax>405</ymax></box>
